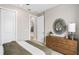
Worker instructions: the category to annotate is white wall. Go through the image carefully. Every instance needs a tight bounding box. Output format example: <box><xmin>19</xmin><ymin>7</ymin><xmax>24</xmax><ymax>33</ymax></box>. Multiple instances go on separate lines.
<box><xmin>0</xmin><ymin>5</ymin><xmax>35</xmax><ymax>42</ymax></box>
<box><xmin>45</xmin><ymin>4</ymin><xmax>79</xmax><ymax>37</ymax></box>
<box><xmin>16</xmin><ymin>9</ymin><xmax>30</xmax><ymax>40</ymax></box>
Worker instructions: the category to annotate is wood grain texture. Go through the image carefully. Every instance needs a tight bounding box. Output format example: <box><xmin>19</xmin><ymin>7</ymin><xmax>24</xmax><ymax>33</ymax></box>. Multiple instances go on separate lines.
<box><xmin>46</xmin><ymin>36</ymin><xmax>77</xmax><ymax>55</ymax></box>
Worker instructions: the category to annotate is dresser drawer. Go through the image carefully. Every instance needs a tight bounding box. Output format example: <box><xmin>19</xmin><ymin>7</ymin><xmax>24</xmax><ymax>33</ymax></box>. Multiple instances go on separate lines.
<box><xmin>57</xmin><ymin>47</ymin><xmax>76</xmax><ymax>55</ymax></box>
<box><xmin>46</xmin><ymin>36</ymin><xmax>77</xmax><ymax>55</ymax></box>
<box><xmin>66</xmin><ymin>40</ymin><xmax>77</xmax><ymax>46</ymax></box>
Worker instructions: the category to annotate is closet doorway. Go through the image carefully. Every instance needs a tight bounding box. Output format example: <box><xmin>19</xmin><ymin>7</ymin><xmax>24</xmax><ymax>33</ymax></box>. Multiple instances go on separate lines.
<box><xmin>29</xmin><ymin>15</ymin><xmax>37</xmax><ymax>41</ymax></box>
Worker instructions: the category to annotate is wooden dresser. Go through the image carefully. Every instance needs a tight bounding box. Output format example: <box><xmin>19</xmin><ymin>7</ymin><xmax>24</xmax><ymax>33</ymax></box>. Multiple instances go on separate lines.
<box><xmin>46</xmin><ymin>36</ymin><xmax>77</xmax><ymax>55</ymax></box>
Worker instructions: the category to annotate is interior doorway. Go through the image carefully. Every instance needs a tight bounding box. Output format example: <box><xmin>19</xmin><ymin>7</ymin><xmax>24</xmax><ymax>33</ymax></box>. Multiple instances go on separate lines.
<box><xmin>29</xmin><ymin>15</ymin><xmax>37</xmax><ymax>41</ymax></box>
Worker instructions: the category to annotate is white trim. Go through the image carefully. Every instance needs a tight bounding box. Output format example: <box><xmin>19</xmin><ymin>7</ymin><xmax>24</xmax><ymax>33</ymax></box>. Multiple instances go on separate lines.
<box><xmin>0</xmin><ymin>8</ymin><xmax>2</xmax><ymax>45</ymax></box>
<box><xmin>29</xmin><ymin>14</ymin><xmax>31</xmax><ymax>40</ymax></box>
<box><xmin>15</xmin><ymin>11</ymin><xmax>17</xmax><ymax>41</ymax></box>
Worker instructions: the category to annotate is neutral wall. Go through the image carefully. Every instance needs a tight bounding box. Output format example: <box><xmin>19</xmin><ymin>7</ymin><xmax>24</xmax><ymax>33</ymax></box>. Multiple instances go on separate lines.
<box><xmin>0</xmin><ymin>4</ymin><xmax>34</xmax><ymax>41</ymax></box>
<box><xmin>75</xmin><ymin>5</ymin><xmax>79</xmax><ymax>39</ymax></box>
<box><xmin>45</xmin><ymin>4</ymin><xmax>79</xmax><ymax>38</ymax></box>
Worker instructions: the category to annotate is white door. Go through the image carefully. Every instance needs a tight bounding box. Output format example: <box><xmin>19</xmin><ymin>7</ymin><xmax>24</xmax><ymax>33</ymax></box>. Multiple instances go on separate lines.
<box><xmin>1</xmin><ymin>9</ymin><xmax>16</xmax><ymax>44</ymax></box>
<box><xmin>37</xmin><ymin>16</ymin><xmax>44</xmax><ymax>43</ymax></box>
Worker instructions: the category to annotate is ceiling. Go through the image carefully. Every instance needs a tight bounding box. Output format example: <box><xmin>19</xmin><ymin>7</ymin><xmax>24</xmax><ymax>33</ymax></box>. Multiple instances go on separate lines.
<box><xmin>13</xmin><ymin>4</ymin><xmax>59</xmax><ymax>15</ymax></box>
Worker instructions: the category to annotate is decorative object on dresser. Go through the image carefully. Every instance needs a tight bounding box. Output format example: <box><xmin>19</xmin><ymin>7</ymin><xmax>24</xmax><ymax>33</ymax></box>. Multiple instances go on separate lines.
<box><xmin>68</xmin><ymin>23</ymin><xmax>76</xmax><ymax>40</ymax></box>
<box><xmin>46</xmin><ymin>36</ymin><xmax>77</xmax><ymax>55</ymax></box>
<box><xmin>48</xmin><ymin>31</ymin><xmax>53</xmax><ymax>36</ymax></box>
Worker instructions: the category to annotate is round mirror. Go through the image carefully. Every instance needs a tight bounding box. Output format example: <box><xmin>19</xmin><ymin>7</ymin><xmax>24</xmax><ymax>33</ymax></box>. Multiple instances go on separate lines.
<box><xmin>53</xmin><ymin>18</ymin><xmax>66</xmax><ymax>34</ymax></box>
